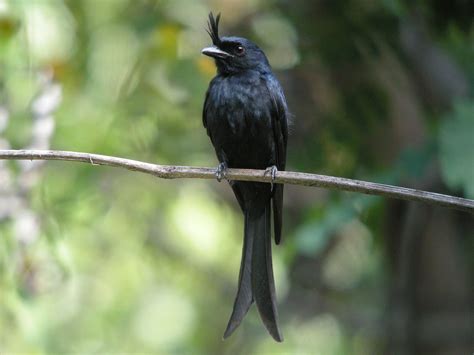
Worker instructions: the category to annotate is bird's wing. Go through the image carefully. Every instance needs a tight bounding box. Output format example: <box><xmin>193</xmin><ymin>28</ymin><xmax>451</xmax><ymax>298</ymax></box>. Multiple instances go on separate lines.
<box><xmin>202</xmin><ymin>88</ymin><xmax>210</xmax><ymax>129</ymax></box>
<box><xmin>265</xmin><ymin>75</ymin><xmax>289</xmax><ymax>245</ymax></box>
<box><xmin>202</xmin><ymin>86</ymin><xmax>218</xmax><ymax>152</ymax></box>
<box><xmin>265</xmin><ymin>75</ymin><xmax>288</xmax><ymax>170</ymax></box>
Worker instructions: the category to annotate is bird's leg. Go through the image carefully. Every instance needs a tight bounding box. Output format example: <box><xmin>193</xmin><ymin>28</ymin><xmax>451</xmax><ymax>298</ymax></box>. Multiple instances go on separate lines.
<box><xmin>264</xmin><ymin>165</ymin><xmax>278</xmax><ymax>191</ymax></box>
<box><xmin>216</xmin><ymin>162</ymin><xmax>228</xmax><ymax>182</ymax></box>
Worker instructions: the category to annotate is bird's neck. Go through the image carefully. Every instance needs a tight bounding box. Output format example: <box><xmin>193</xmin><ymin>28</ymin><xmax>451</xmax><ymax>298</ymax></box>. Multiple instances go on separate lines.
<box><xmin>217</xmin><ymin>66</ymin><xmax>271</xmax><ymax>77</ymax></box>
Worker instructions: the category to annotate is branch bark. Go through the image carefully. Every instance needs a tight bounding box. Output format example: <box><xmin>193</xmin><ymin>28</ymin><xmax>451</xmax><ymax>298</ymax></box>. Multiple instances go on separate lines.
<box><xmin>1</xmin><ymin>149</ymin><xmax>473</xmax><ymax>214</ymax></box>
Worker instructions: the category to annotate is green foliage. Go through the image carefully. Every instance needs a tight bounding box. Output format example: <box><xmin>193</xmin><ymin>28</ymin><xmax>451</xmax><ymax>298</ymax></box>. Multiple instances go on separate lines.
<box><xmin>294</xmin><ymin>194</ymin><xmax>378</xmax><ymax>256</ymax></box>
<box><xmin>439</xmin><ymin>100</ymin><xmax>474</xmax><ymax>198</ymax></box>
<box><xmin>0</xmin><ymin>0</ymin><xmax>472</xmax><ymax>353</ymax></box>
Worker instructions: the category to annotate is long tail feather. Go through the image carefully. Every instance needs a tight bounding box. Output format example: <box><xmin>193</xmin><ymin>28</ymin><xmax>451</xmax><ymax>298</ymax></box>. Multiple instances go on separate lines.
<box><xmin>272</xmin><ymin>184</ymin><xmax>284</xmax><ymax>244</ymax></box>
<box><xmin>252</xmin><ymin>204</ymin><xmax>283</xmax><ymax>341</ymax></box>
<box><xmin>223</xmin><ymin>212</ymin><xmax>254</xmax><ymax>338</ymax></box>
<box><xmin>224</xmin><ymin>199</ymin><xmax>283</xmax><ymax>341</ymax></box>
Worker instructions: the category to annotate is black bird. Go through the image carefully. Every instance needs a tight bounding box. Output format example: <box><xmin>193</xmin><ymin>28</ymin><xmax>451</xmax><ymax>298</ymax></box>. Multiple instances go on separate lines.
<box><xmin>201</xmin><ymin>13</ymin><xmax>289</xmax><ymax>342</ymax></box>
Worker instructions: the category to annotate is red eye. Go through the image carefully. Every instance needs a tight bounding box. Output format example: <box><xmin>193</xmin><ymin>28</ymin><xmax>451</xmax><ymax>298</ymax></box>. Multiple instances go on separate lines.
<box><xmin>235</xmin><ymin>45</ymin><xmax>245</xmax><ymax>56</ymax></box>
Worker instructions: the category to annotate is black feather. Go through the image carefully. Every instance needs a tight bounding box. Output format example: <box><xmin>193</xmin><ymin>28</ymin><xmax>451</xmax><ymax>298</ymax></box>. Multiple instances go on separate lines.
<box><xmin>206</xmin><ymin>12</ymin><xmax>221</xmax><ymax>46</ymax></box>
<box><xmin>202</xmin><ymin>13</ymin><xmax>289</xmax><ymax>342</ymax></box>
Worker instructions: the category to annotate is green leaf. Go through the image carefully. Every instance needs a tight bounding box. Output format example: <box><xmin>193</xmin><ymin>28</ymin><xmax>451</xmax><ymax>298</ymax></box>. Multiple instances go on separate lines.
<box><xmin>294</xmin><ymin>194</ymin><xmax>378</xmax><ymax>256</ymax></box>
<box><xmin>439</xmin><ymin>100</ymin><xmax>474</xmax><ymax>198</ymax></box>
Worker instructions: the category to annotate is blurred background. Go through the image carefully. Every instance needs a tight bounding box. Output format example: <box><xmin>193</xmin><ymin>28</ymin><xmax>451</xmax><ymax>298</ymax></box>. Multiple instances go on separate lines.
<box><xmin>0</xmin><ymin>0</ymin><xmax>473</xmax><ymax>354</ymax></box>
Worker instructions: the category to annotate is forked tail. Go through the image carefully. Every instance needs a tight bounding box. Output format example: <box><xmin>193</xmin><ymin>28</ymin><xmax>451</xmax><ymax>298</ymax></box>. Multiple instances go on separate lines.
<box><xmin>223</xmin><ymin>203</ymin><xmax>283</xmax><ymax>341</ymax></box>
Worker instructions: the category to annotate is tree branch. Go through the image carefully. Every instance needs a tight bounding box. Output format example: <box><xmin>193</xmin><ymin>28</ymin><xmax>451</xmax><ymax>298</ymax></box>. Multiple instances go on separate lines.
<box><xmin>1</xmin><ymin>149</ymin><xmax>473</xmax><ymax>214</ymax></box>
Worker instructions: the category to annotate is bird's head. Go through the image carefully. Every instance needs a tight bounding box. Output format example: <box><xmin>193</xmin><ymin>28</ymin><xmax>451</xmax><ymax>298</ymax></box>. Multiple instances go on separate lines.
<box><xmin>201</xmin><ymin>12</ymin><xmax>270</xmax><ymax>75</ymax></box>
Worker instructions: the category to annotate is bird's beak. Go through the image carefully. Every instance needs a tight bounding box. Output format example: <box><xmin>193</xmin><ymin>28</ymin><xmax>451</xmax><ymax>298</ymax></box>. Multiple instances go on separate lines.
<box><xmin>201</xmin><ymin>46</ymin><xmax>232</xmax><ymax>59</ymax></box>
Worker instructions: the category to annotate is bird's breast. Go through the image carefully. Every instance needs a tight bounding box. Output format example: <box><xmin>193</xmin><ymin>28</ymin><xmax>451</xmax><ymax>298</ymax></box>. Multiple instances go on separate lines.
<box><xmin>206</xmin><ymin>74</ymin><xmax>275</xmax><ymax>168</ymax></box>
<box><xmin>208</xmin><ymin>76</ymin><xmax>270</xmax><ymax>133</ymax></box>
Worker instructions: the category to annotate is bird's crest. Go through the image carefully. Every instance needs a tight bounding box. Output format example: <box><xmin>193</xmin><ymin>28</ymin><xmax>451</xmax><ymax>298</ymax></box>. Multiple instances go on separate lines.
<box><xmin>206</xmin><ymin>12</ymin><xmax>221</xmax><ymax>46</ymax></box>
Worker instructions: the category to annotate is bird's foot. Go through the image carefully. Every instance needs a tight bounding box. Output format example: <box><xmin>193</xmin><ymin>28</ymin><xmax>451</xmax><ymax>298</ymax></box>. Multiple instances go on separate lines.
<box><xmin>264</xmin><ymin>165</ymin><xmax>278</xmax><ymax>190</ymax></box>
<box><xmin>215</xmin><ymin>162</ymin><xmax>228</xmax><ymax>182</ymax></box>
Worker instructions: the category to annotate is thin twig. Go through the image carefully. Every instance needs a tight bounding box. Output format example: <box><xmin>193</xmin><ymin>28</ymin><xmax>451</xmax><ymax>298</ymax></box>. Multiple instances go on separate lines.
<box><xmin>0</xmin><ymin>149</ymin><xmax>473</xmax><ymax>214</ymax></box>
